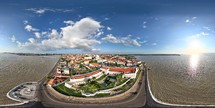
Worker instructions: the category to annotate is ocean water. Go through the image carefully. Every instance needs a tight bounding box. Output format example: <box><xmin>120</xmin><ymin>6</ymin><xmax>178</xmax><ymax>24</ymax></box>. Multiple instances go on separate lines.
<box><xmin>0</xmin><ymin>54</ymin><xmax>60</xmax><ymax>105</ymax></box>
<box><xmin>136</xmin><ymin>54</ymin><xmax>215</xmax><ymax>105</ymax></box>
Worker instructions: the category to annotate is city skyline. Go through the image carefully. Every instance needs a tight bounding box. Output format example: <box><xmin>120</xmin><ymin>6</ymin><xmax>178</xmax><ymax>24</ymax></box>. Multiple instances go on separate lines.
<box><xmin>1</xmin><ymin>0</ymin><xmax>215</xmax><ymax>54</ymax></box>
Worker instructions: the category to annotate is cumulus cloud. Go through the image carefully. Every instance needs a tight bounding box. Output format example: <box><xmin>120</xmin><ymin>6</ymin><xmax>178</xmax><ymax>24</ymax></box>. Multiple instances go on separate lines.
<box><xmin>26</xmin><ymin>8</ymin><xmax>73</xmax><ymax>15</ymax></box>
<box><xmin>102</xmin><ymin>34</ymin><xmax>141</xmax><ymax>47</ymax></box>
<box><xmin>25</xmin><ymin>25</ymin><xmax>39</xmax><ymax>32</ymax></box>
<box><xmin>16</xmin><ymin>17</ymin><xmax>102</xmax><ymax>51</ymax></box>
<box><xmin>48</xmin><ymin>29</ymin><xmax>60</xmax><ymax>39</ymax></box>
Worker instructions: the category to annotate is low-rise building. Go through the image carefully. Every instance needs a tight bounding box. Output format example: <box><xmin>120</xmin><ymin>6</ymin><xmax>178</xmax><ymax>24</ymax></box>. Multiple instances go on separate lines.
<box><xmin>89</xmin><ymin>63</ymin><xmax>100</xmax><ymax>67</ymax></box>
<box><xmin>69</xmin><ymin>70</ymin><xmax>103</xmax><ymax>85</ymax></box>
<box><xmin>84</xmin><ymin>60</ymin><xmax>90</xmax><ymax>65</ymax></box>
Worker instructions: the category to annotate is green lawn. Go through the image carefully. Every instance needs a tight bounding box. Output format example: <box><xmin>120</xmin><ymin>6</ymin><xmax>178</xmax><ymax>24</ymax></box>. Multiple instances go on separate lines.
<box><xmin>53</xmin><ymin>84</ymin><xmax>84</xmax><ymax>97</ymax></box>
<box><xmin>135</xmin><ymin>69</ymin><xmax>141</xmax><ymax>80</ymax></box>
<box><xmin>114</xmin><ymin>79</ymin><xmax>134</xmax><ymax>92</ymax></box>
<box><xmin>95</xmin><ymin>93</ymin><xmax>110</xmax><ymax>97</ymax></box>
<box><xmin>80</xmin><ymin>77</ymin><xmax>116</xmax><ymax>92</ymax></box>
<box><xmin>80</xmin><ymin>81</ymin><xmax>101</xmax><ymax>93</ymax></box>
<box><xmin>115</xmin><ymin>74</ymin><xmax>127</xmax><ymax>86</ymax></box>
<box><xmin>96</xmin><ymin>74</ymin><xmax>106</xmax><ymax>81</ymax></box>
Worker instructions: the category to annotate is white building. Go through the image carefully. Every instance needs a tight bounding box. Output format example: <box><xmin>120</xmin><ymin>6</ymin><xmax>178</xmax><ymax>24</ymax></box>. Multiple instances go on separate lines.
<box><xmin>123</xmin><ymin>68</ymin><xmax>139</xmax><ymax>79</ymax></box>
<box><xmin>63</xmin><ymin>68</ymin><xmax>70</xmax><ymax>74</ymax></box>
<box><xmin>102</xmin><ymin>67</ymin><xmax>138</xmax><ymax>79</ymax></box>
<box><xmin>84</xmin><ymin>56</ymin><xmax>92</xmax><ymax>60</ymax></box>
<box><xmin>95</xmin><ymin>55</ymin><xmax>100</xmax><ymax>60</ymax></box>
<box><xmin>69</xmin><ymin>70</ymin><xmax>103</xmax><ymax>85</ymax></box>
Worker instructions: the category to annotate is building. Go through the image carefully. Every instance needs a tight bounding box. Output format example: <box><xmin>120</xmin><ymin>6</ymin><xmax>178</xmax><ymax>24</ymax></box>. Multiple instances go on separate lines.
<box><xmin>84</xmin><ymin>60</ymin><xmax>90</xmax><ymax>65</ymax></box>
<box><xmin>69</xmin><ymin>70</ymin><xmax>103</xmax><ymax>85</ymax></box>
<box><xmin>63</xmin><ymin>68</ymin><xmax>70</xmax><ymax>74</ymax></box>
<box><xmin>47</xmin><ymin>79</ymin><xmax>55</xmax><ymax>87</ymax></box>
<box><xmin>95</xmin><ymin>55</ymin><xmax>100</xmax><ymax>60</ymax></box>
<box><xmin>102</xmin><ymin>67</ymin><xmax>138</xmax><ymax>79</ymax></box>
<box><xmin>89</xmin><ymin>63</ymin><xmax>100</xmax><ymax>67</ymax></box>
<box><xmin>126</xmin><ymin>61</ymin><xmax>133</xmax><ymax>67</ymax></box>
<box><xmin>84</xmin><ymin>56</ymin><xmax>92</xmax><ymax>60</ymax></box>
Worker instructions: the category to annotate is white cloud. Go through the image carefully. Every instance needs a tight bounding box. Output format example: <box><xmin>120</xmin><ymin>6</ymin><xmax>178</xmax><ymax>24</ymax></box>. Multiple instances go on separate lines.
<box><xmin>28</xmin><ymin>38</ymin><xmax>36</xmax><ymax>43</ymax></box>
<box><xmin>203</xmin><ymin>26</ymin><xmax>211</xmax><ymax>31</ymax></box>
<box><xmin>102</xmin><ymin>34</ymin><xmax>141</xmax><ymax>47</ymax></box>
<box><xmin>34</xmin><ymin>32</ymin><xmax>41</xmax><ymax>38</ymax></box>
<box><xmin>139</xmin><ymin>40</ymin><xmax>147</xmax><ymax>44</ymax></box>
<box><xmin>23</xmin><ymin>20</ymin><xmax>28</xmax><ymax>25</ymax></box>
<box><xmin>26</xmin><ymin>8</ymin><xmax>48</xmax><ymax>14</ymax></box>
<box><xmin>152</xmin><ymin>43</ymin><xmax>157</xmax><ymax>46</ymax></box>
<box><xmin>192</xmin><ymin>17</ymin><xmax>197</xmax><ymax>20</ymax></box>
<box><xmin>26</xmin><ymin>8</ymin><xmax>73</xmax><ymax>15</ymax></box>
<box><xmin>49</xmin><ymin>29</ymin><xmax>60</xmax><ymax>39</ymax></box>
<box><xmin>16</xmin><ymin>17</ymin><xmax>102</xmax><ymax>51</ymax></box>
<box><xmin>104</xmin><ymin>18</ymin><xmax>109</xmax><ymax>20</ymax></box>
<box><xmin>143</xmin><ymin>21</ymin><xmax>147</xmax><ymax>29</ymax></box>
<box><xmin>185</xmin><ymin>19</ymin><xmax>190</xmax><ymax>23</ymax></box>
<box><xmin>63</xmin><ymin>9</ymin><xmax>74</xmax><ymax>12</ymax></box>
<box><xmin>64</xmin><ymin>20</ymin><xmax>74</xmax><ymax>25</ymax></box>
<box><xmin>42</xmin><ymin>32</ymin><xmax>48</xmax><ymax>35</ymax></box>
<box><xmin>185</xmin><ymin>17</ymin><xmax>197</xmax><ymax>23</ymax></box>
<box><xmin>191</xmin><ymin>32</ymin><xmax>209</xmax><ymax>39</ymax></box>
<box><xmin>95</xmin><ymin>30</ymin><xmax>103</xmax><ymax>37</ymax></box>
<box><xmin>107</xmin><ymin>26</ymin><xmax>112</xmax><ymax>31</ymax></box>
<box><xmin>11</xmin><ymin>35</ymin><xmax>16</xmax><ymax>42</ymax></box>
<box><xmin>25</xmin><ymin>25</ymin><xmax>39</xmax><ymax>32</ymax></box>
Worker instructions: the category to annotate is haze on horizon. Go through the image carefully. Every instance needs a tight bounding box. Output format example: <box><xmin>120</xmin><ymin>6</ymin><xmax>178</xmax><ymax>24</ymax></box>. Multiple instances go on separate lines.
<box><xmin>0</xmin><ymin>0</ymin><xmax>215</xmax><ymax>54</ymax></box>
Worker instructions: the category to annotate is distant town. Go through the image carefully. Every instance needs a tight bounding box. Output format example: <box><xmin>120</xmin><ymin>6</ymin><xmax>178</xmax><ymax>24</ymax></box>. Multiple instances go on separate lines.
<box><xmin>47</xmin><ymin>54</ymin><xmax>142</xmax><ymax>97</ymax></box>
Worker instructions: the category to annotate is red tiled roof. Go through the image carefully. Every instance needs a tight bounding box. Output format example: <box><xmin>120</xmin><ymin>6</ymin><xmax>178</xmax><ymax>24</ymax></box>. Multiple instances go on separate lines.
<box><xmin>48</xmin><ymin>79</ymin><xmax>55</xmax><ymax>85</ymax></box>
<box><xmin>71</xmin><ymin>70</ymin><xmax>102</xmax><ymax>79</ymax></box>
<box><xmin>90</xmin><ymin>63</ymin><xmax>100</xmax><ymax>67</ymax></box>
<box><xmin>109</xmin><ymin>68</ymin><xmax>136</xmax><ymax>74</ymax></box>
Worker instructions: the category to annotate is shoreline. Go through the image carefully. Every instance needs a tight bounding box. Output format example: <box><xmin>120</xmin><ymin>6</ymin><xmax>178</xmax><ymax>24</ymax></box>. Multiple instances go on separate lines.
<box><xmin>0</xmin><ymin>55</ymin><xmax>61</xmax><ymax>107</ymax></box>
<box><xmin>146</xmin><ymin>66</ymin><xmax>215</xmax><ymax>107</ymax></box>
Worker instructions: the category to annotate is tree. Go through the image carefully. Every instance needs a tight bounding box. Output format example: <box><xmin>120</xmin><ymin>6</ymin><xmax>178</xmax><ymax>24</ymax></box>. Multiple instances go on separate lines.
<box><xmin>92</xmin><ymin>77</ymin><xmax>96</xmax><ymax>81</ymax></box>
<box><xmin>86</xmin><ymin>79</ymin><xmax>91</xmax><ymax>84</ymax></box>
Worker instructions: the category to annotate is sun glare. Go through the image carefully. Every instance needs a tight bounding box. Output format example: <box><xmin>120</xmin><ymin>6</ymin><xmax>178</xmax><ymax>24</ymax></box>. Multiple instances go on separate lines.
<box><xmin>186</xmin><ymin>39</ymin><xmax>203</xmax><ymax>55</ymax></box>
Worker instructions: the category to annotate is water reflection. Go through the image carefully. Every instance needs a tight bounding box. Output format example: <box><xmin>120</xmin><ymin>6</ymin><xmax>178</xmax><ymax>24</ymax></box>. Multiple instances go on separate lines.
<box><xmin>189</xmin><ymin>54</ymin><xmax>199</xmax><ymax>76</ymax></box>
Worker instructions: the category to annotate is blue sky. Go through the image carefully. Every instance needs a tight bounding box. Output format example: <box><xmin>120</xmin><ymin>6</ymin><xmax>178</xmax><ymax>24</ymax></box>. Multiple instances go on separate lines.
<box><xmin>0</xmin><ymin>0</ymin><xmax>215</xmax><ymax>54</ymax></box>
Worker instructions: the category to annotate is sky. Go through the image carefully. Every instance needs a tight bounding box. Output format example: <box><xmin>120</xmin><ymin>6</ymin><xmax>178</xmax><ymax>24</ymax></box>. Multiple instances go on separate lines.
<box><xmin>0</xmin><ymin>0</ymin><xmax>215</xmax><ymax>54</ymax></box>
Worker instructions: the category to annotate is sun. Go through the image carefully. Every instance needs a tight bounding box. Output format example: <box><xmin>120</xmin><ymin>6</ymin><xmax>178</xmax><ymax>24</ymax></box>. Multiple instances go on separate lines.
<box><xmin>186</xmin><ymin>39</ymin><xmax>203</xmax><ymax>55</ymax></box>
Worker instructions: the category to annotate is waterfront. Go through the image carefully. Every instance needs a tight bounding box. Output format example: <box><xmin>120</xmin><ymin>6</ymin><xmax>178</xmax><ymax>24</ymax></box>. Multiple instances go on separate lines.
<box><xmin>136</xmin><ymin>54</ymin><xmax>215</xmax><ymax>105</ymax></box>
<box><xmin>0</xmin><ymin>54</ymin><xmax>60</xmax><ymax>105</ymax></box>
